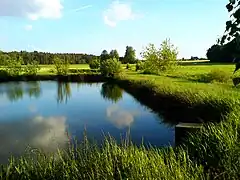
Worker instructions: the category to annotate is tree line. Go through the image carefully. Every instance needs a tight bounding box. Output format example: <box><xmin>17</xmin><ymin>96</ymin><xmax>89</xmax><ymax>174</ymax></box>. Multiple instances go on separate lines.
<box><xmin>0</xmin><ymin>46</ymin><xmax>138</xmax><ymax>65</ymax></box>
<box><xmin>0</xmin><ymin>51</ymin><xmax>97</xmax><ymax>65</ymax></box>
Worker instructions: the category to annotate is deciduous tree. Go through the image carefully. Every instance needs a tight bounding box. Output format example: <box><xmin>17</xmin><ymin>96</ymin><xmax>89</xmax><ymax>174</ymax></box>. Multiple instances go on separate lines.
<box><xmin>123</xmin><ymin>46</ymin><xmax>136</xmax><ymax>64</ymax></box>
<box><xmin>100</xmin><ymin>50</ymin><xmax>110</xmax><ymax>62</ymax></box>
<box><xmin>109</xmin><ymin>49</ymin><xmax>119</xmax><ymax>60</ymax></box>
<box><xmin>141</xmin><ymin>39</ymin><xmax>178</xmax><ymax>75</ymax></box>
<box><xmin>100</xmin><ymin>58</ymin><xmax>122</xmax><ymax>77</ymax></box>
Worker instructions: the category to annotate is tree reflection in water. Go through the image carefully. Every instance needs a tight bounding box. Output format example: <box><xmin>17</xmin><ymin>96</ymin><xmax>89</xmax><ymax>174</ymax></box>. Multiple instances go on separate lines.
<box><xmin>57</xmin><ymin>82</ymin><xmax>72</xmax><ymax>104</ymax></box>
<box><xmin>100</xmin><ymin>82</ymin><xmax>123</xmax><ymax>103</ymax></box>
<box><xmin>0</xmin><ymin>82</ymin><xmax>41</xmax><ymax>102</ymax></box>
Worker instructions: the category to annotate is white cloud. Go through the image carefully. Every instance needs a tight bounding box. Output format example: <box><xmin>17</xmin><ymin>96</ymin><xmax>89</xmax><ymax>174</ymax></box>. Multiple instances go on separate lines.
<box><xmin>0</xmin><ymin>0</ymin><xmax>63</xmax><ymax>20</ymax></box>
<box><xmin>103</xmin><ymin>1</ymin><xmax>136</xmax><ymax>27</ymax></box>
<box><xmin>24</xmin><ymin>24</ymin><xmax>33</xmax><ymax>31</ymax></box>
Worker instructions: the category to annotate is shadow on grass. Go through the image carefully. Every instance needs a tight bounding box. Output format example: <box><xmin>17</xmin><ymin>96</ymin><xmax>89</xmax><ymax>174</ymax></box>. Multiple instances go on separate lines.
<box><xmin>113</xmin><ymin>80</ymin><xmax>232</xmax><ymax>125</ymax></box>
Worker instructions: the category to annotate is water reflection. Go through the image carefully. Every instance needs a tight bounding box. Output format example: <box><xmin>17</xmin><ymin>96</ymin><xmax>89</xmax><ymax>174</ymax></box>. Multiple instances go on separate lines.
<box><xmin>100</xmin><ymin>82</ymin><xmax>123</xmax><ymax>103</ymax></box>
<box><xmin>0</xmin><ymin>81</ymin><xmax>175</xmax><ymax>155</ymax></box>
<box><xmin>57</xmin><ymin>82</ymin><xmax>72</xmax><ymax>104</ymax></box>
<box><xmin>0</xmin><ymin>82</ymin><xmax>41</xmax><ymax>102</ymax></box>
<box><xmin>106</xmin><ymin>105</ymin><xmax>139</xmax><ymax>129</ymax></box>
<box><xmin>27</xmin><ymin>82</ymin><xmax>41</xmax><ymax>98</ymax></box>
<box><xmin>0</xmin><ymin>116</ymin><xmax>68</xmax><ymax>164</ymax></box>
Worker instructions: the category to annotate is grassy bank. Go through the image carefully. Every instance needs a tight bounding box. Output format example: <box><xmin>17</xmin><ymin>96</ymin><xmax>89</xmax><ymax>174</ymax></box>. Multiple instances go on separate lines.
<box><xmin>0</xmin><ymin>62</ymin><xmax>240</xmax><ymax>179</ymax></box>
<box><xmin>114</xmin><ymin>77</ymin><xmax>237</xmax><ymax>124</ymax></box>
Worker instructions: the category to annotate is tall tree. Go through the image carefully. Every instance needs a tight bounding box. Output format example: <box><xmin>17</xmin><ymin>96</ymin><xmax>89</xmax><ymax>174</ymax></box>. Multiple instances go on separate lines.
<box><xmin>100</xmin><ymin>50</ymin><xmax>110</xmax><ymax>61</ymax></box>
<box><xmin>109</xmin><ymin>49</ymin><xmax>119</xmax><ymax>60</ymax></box>
<box><xmin>123</xmin><ymin>46</ymin><xmax>136</xmax><ymax>64</ymax></box>
<box><xmin>220</xmin><ymin>0</ymin><xmax>240</xmax><ymax>59</ymax></box>
<box><xmin>221</xmin><ymin>0</ymin><xmax>240</xmax><ymax>45</ymax></box>
<box><xmin>221</xmin><ymin>0</ymin><xmax>240</xmax><ymax>86</ymax></box>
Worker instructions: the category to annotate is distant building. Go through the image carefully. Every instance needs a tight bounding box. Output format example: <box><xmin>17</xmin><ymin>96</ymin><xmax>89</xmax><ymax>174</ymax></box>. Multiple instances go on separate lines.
<box><xmin>190</xmin><ymin>56</ymin><xmax>199</xmax><ymax>60</ymax></box>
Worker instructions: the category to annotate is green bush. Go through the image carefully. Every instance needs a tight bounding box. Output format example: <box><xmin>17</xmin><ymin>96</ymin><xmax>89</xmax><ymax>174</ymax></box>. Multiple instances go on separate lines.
<box><xmin>89</xmin><ymin>58</ymin><xmax>100</xmax><ymax>69</ymax></box>
<box><xmin>53</xmin><ymin>57</ymin><xmax>69</xmax><ymax>75</ymax></box>
<box><xmin>100</xmin><ymin>58</ymin><xmax>122</xmax><ymax>77</ymax></box>
<box><xmin>200</xmin><ymin>69</ymin><xmax>231</xmax><ymax>83</ymax></box>
<box><xmin>136</xmin><ymin>61</ymin><xmax>144</xmax><ymax>71</ymax></box>
<box><xmin>3</xmin><ymin>56</ymin><xmax>23</xmax><ymax>76</ymax></box>
<box><xmin>0</xmin><ymin>69</ymin><xmax>8</xmax><ymax>77</ymax></box>
<box><xmin>23</xmin><ymin>60</ymin><xmax>41</xmax><ymax>76</ymax></box>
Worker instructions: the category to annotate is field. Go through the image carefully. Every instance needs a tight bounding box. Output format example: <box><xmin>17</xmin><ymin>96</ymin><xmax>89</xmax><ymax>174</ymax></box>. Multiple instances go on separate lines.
<box><xmin>37</xmin><ymin>62</ymin><xmax>240</xmax><ymax>102</ymax></box>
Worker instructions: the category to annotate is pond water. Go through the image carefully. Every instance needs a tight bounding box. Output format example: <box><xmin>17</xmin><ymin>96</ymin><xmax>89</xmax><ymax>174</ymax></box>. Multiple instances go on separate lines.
<box><xmin>0</xmin><ymin>81</ymin><xmax>174</xmax><ymax>163</ymax></box>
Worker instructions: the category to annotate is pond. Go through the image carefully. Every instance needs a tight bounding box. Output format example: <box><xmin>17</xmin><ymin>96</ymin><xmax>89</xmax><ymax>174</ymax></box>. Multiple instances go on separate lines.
<box><xmin>0</xmin><ymin>81</ymin><xmax>174</xmax><ymax>164</ymax></box>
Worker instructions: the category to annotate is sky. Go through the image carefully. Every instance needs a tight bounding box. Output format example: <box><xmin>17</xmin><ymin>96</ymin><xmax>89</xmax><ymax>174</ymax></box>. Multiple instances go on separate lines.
<box><xmin>0</xmin><ymin>0</ymin><xmax>230</xmax><ymax>59</ymax></box>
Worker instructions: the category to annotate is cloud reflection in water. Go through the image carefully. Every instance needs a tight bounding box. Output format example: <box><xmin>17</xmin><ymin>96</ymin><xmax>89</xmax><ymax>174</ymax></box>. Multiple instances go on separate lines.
<box><xmin>106</xmin><ymin>105</ymin><xmax>139</xmax><ymax>129</ymax></box>
<box><xmin>0</xmin><ymin>116</ymin><xmax>68</xmax><ymax>164</ymax></box>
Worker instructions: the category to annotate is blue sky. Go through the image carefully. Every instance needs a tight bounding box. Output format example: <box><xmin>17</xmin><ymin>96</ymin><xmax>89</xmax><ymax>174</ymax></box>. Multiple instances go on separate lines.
<box><xmin>0</xmin><ymin>0</ymin><xmax>230</xmax><ymax>58</ymax></box>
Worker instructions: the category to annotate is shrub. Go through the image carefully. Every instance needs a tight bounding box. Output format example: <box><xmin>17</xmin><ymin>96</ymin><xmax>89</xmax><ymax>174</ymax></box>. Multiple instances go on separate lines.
<box><xmin>100</xmin><ymin>58</ymin><xmax>122</xmax><ymax>77</ymax></box>
<box><xmin>136</xmin><ymin>61</ymin><xmax>144</xmax><ymax>71</ymax></box>
<box><xmin>23</xmin><ymin>60</ymin><xmax>41</xmax><ymax>76</ymax></box>
<box><xmin>0</xmin><ymin>69</ymin><xmax>8</xmax><ymax>77</ymax></box>
<box><xmin>202</xmin><ymin>69</ymin><xmax>231</xmax><ymax>83</ymax></box>
<box><xmin>53</xmin><ymin>57</ymin><xmax>69</xmax><ymax>75</ymax></box>
<box><xmin>89</xmin><ymin>58</ymin><xmax>100</xmax><ymax>69</ymax></box>
<box><xmin>141</xmin><ymin>39</ymin><xmax>178</xmax><ymax>75</ymax></box>
<box><xmin>3</xmin><ymin>56</ymin><xmax>23</xmax><ymax>76</ymax></box>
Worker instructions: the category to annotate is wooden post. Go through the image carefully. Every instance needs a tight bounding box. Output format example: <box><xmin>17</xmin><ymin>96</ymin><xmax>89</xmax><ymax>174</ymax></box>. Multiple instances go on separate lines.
<box><xmin>175</xmin><ymin>123</ymin><xmax>203</xmax><ymax>146</ymax></box>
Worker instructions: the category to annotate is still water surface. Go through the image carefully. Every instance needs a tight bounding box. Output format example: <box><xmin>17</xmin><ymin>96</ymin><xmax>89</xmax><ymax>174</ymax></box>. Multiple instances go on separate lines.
<box><xmin>0</xmin><ymin>81</ymin><xmax>174</xmax><ymax>163</ymax></box>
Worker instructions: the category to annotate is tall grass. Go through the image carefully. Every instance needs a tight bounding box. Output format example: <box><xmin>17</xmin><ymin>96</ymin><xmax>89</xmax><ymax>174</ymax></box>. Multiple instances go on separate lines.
<box><xmin>185</xmin><ymin>109</ymin><xmax>240</xmax><ymax>179</ymax></box>
<box><xmin>0</xmin><ymin>135</ymin><xmax>206</xmax><ymax>180</ymax></box>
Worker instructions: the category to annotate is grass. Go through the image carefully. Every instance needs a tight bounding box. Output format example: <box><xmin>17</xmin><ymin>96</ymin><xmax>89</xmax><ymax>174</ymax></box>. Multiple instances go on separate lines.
<box><xmin>0</xmin><ymin>61</ymin><xmax>240</xmax><ymax>179</ymax></box>
<box><xmin>113</xmin><ymin>63</ymin><xmax>240</xmax><ymax>179</ymax></box>
<box><xmin>36</xmin><ymin>64</ymin><xmax>132</xmax><ymax>75</ymax></box>
<box><xmin>0</xmin><ymin>135</ymin><xmax>207</xmax><ymax>180</ymax></box>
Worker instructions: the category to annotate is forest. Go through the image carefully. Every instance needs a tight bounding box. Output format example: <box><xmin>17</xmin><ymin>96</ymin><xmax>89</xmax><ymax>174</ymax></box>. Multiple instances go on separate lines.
<box><xmin>0</xmin><ymin>50</ymin><xmax>97</xmax><ymax>64</ymax></box>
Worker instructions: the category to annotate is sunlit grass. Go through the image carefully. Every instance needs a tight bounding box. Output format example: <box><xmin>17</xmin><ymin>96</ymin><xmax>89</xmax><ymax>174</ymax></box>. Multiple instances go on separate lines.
<box><xmin>0</xmin><ymin>135</ymin><xmax>206</xmax><ymax>180</ymax></box>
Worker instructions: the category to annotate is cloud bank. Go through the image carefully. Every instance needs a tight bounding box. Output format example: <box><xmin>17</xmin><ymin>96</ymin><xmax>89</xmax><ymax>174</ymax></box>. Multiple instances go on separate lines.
<box><xmin>0</xmin><ymin>0</ymin><xmax>63</xmax><ymax>20</ymax></box>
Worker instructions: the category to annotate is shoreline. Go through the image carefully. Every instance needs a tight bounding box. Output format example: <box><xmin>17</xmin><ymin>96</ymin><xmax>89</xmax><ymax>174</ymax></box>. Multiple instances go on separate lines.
<box><xmin>0</xmin><ymin>74</ymin><xmax>106</xmax><ymax>83</ymax></box>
